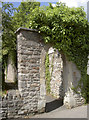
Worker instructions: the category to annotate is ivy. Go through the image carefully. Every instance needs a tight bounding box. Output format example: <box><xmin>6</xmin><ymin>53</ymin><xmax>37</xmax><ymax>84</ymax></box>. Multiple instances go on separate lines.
<box><xmin>2</xmin><ymin>2</ymin><xmax>89</xmax><ymax>103</ymax></box>
<box><xmin>29</xmin><ymin>2</ymin><xmax>89</xmax><ymax>103</ymax></box>
<box><xmin>2</xmin><ymin>2</ymin><xmax>40</xmax><ymax>90</ymax></box>
<box><xmin>45</xmin><ymin>53</ymin><xmax>51</xmax><ymax>93</ymax></box>
<box><xmin>45</xmin><ymin>52</ymin><xmax>54</xmax><ymax>94</ymax></box>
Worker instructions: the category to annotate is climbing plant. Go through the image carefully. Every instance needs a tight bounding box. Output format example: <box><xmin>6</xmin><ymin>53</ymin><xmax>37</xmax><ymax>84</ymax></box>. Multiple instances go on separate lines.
<box><xmin>27</xmin><ymin>2</ymin><xmax>89</xmax><ymax>103</ymax></box>
<box><xmin>45</xmin><ymin>53</ymin><xmax>51</xmax><ymax>93</ymax></box>
<box><xmin>2</xmin><ymin>2</ymin><xmax>89</xmax><ymax>103</ymax></box>
<box><xmin>45</xmin><ymin>52</ymin><xmax>54</xmax><ymax>94</ymax></box>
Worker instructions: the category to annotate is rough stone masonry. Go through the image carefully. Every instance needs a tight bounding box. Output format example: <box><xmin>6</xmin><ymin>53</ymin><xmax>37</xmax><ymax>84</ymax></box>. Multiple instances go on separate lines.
<box><xmin>16</xmin><ymin>27</ymin><xmax>85</xmax><ymax>110</ymax></box>
<box><xmin>16</xmin><ymin>28</ymin><xmax>47</xmax><ymax>114</ymax></box>
<box><xmin>0</xmin><ymin>27</ymin><xmax>86</xmax><ymax>119</ymax></box>
<box><xmin>48</xmin><ymin>47</ymin><xmax>63</xmax><ymax>99</ymax></box>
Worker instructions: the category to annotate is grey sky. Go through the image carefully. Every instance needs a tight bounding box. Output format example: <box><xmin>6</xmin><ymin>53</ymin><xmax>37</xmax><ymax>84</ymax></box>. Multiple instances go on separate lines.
<box><xmin>59</xmin><ymin>0</ymin><xmax>89</xmax><ymax>14</ymax></box>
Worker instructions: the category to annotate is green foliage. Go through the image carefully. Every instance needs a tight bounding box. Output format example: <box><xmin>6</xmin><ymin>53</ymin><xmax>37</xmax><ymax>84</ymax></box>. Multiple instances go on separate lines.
<box><xmin>2</xmin><ymin>1</ymin><xmax>40</xmax><ymax>61</ymax></box>
<box><xmin>2</xmin><ymin>2</ymin><xmax>16</xmax><ymax>65</ymax></box>
<box><xmin>2</xmin><ymin>1</ymin><xmax>89</xmax><ymax>102</ymax></box>
<box><xmin>28</xmin><ymin>2</ymin><xmax>89</xmax><ymax>102</ymax></box>
<box><xmin>45</xmin><ymin>53</ymin><xmax>51</xmax><ymax>93</ymax></box>
<box><xmin>0</xmin><ymin>90</ymin><xmax>7</xmax><ymax>97</ymax></box>
<box><xmin>2</xmin><ymin>2</ymin><xmax>40</xmax><ymax>90</ymax></box>
<box><xmin>12</xmin><ymin>2</ymin><xmax>40</xmax><ymax>30</ymax></box>
<box><xmin>2</xmin><ymin>2</ymin><xmax>16</xmax><ymax>90</ymax></box>
<box><xmin>45</xmin><ymin>52</ymin><xmax>54</xmax><ymax>94</ymax></box>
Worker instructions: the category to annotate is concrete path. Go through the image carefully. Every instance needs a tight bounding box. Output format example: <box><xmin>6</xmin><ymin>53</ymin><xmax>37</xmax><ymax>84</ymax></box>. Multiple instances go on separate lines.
<box><xmin>31</xmin><ymin>105</ymin><xmax>87</xmax><ymax>118</ymax></box>
<box><xmin>31</xmin><ymin>95</ymin><xmax>87</xmax><ymax>118</ymax></box>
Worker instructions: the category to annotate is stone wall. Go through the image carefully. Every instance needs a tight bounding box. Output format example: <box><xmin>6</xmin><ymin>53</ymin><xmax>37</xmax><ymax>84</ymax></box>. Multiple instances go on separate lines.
<box><xmin>48</xmin><ymin>47</ymin><xmax>63</xmax><ymax>99</ymax></box>
<box><xmin>0</xmin><ymin>27</ymin><xmax>86</xmax><ymax>119</ymax></box>
<box><xmin>62</xmin><ymin>55</ymin><xmax>85</xmax><ymax>108</ymax></box>
<box><xmin>0</xmin><ymin>90</ymin><xmax>23</xmax><ymax>119</ymax></box>
<box><xmin>47</xmin><ymin>48</ymin><xmax>85</xmax><ymax>108</ymax></box>
<box><xmin>0</xmin><ymin>28</ymin><xmax>47</xmax><ymax>119</ymax></box>
<box><xmin>17</xmin><ymin>28</ymin><xmax>48</xmax><ymax>115</ymax></box>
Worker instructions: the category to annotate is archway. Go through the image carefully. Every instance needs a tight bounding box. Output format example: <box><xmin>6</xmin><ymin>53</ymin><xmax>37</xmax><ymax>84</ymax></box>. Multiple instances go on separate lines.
<box><xmin>38</xmin><ymin>46</ymin><xmax>64</xmax><ymax>112</ymax></box>
<box><xmin>38</xmin><ymin>45</ymin><xmax>85</xmax><ymax>111</ymax></box>
<box><xmin>16</xmin><ymin>27</ymin><xmax>85</xmax><ymax>115</ymax></box>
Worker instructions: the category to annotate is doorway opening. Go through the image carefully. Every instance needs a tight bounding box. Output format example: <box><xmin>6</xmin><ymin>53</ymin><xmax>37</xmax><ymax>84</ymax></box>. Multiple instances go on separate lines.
<box><xmin>44</xmin><ymin>47</ymin><xmax>64</xmax><ymax>112</ymax></box>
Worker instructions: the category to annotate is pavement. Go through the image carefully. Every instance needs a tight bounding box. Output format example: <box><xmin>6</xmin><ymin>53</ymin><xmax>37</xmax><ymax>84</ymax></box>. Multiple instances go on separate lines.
<box><xmin>31</xmin><ymin>104</ymin><xmax>87</xmax><ymax>118</ymax></box>
<box><xmin>31</xmin><ymin>94</ymin><xmax>87</xmax><ymax>118</ymax></box>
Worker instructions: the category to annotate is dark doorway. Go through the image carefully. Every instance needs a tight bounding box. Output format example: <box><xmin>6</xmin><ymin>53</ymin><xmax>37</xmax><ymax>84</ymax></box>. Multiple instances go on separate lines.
<box><xmin>45</xmin><ymin>94</ymin><xmax>63</xmax><ymax>112</ymax></box>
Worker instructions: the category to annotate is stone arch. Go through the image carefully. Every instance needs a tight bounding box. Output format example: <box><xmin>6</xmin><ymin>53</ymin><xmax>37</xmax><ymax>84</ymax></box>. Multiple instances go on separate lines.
<box><xmin>48</xmin><ymin>48</ymin><xmax>64</xmax><ymax>99</ymax></box>
<box><xmin>1</xmin><ymin>27</ymin><xmax>86</xmax><ymax>120</ymax></box>
<box><xmin>16</xmin><ymin>28</ymin><xmax>85</xmax><ymax>115</ymax></box>
<box><xmin>38</xmin><ymin>46</ymin><xmax>65</xmax><ymax>112</ymax></box>
<box><xmin>16</xmin><ymin>28</ymin><xmax>52</xmax><ymax>113</ymax></box>
<box><xmin>38</xmin><ymin>47</ymin><xmax>85</xmax><ymax>110</ymax></box>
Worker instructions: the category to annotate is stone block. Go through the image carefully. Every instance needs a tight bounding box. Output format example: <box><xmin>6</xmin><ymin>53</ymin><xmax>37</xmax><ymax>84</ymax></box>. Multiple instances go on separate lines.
<box><xmin>38</xmin><ymin>99</ymin><xmax>46</xmax><ymax>112</ymax></box>
<box><xmin>64</xmin><ymin>91</ymin><xmax>76</xmax><ymax>109</ymax></box>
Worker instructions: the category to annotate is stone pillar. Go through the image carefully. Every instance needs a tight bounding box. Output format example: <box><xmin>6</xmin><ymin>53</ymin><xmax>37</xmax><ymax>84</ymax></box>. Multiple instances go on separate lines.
<box><xmin>38</xmin><ymin>44</ymin><xmax>50</xmax><ymax>112</ymax></box>
<box><xmin>38</xmin><ymin>48</ymin><xmax>46</xmax><ymax>112</ymax></box>
<box><xmin>16</xmin><ymin>28</ymin><xmax>47</xmax><ymax>114</ymax></box>
<box><xmin>48</xmin><ymin>47</ymin><xmax>63</xmax><ymax>98</ymax></box>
